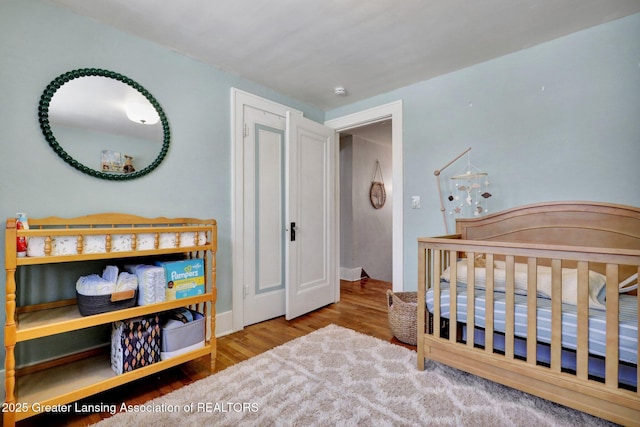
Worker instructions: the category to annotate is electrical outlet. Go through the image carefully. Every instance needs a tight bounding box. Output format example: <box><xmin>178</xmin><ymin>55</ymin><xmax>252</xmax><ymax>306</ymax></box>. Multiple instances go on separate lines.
<box><xmin>411</xmin><ymin>196</ymin><xmax>421</xmax><ymax>209</ymax></box>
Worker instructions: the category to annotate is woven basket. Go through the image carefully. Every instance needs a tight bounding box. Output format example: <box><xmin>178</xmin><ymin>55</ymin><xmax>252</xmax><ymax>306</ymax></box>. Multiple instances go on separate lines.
<box><xmin>386</xmin><ymin>290</ymin><xmax>418</xmax><ymax>345</ymax></box>
<box><xmin>77</xmin><ymin>290</ymin><xmax>137</xmax><ymax>316</ymax></box>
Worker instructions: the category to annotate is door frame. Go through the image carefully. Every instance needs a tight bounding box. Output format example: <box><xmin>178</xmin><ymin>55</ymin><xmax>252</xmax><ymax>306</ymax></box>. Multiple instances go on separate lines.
<box><xmin>324</xmin><ymin>100</ymin><xmax>403</xmax><ymax>291</ymax></box>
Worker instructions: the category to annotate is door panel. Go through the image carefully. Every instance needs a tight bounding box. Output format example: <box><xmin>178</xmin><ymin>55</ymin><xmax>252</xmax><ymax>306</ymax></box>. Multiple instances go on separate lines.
<box><xmin>256</xmin><ymin>125</ymin><xmax>285</xmax><ymax>293</ymax></box>
<box><xmin>298</xmin><ymin>133</ymin><xmax>327</xmax><ymax>285</ymax></box>
<box><xmin>243</xmin><ymin>107</ymin><xmax>286</xmax><ymax>326</ymax></box>
<box><xmin>286</xmin><ymin>112</ymin><xmax>337</xmax><ymax>320</ymax></box>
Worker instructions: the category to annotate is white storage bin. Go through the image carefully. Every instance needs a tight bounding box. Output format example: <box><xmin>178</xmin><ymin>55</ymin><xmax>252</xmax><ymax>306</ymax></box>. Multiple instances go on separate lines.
<box><xmin>161</xmin><ymin>309</ymin><xmax>205</xmax><ymax>360</ymax></box>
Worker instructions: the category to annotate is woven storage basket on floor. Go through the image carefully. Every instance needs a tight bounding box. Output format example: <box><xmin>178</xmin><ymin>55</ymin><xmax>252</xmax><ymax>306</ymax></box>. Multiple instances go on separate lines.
<box><xmin>386</xmin><ymin>290</ymin><xmax>417</xmax><ymax>345</ymax></box>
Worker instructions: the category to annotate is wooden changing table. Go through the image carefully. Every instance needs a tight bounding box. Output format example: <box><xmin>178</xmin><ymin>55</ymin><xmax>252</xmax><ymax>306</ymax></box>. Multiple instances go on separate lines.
<box><xmin>4</xmin><ymin>213</ymin><xmax>217</xmax><ymax>426</ymax></box>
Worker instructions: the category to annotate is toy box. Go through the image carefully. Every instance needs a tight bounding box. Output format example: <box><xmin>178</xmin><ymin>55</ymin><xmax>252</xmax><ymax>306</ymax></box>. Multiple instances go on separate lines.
<box><xmin>156</xmin><ymin>259</ymin><xmax>205</xmax><ymax>300</ymax></box>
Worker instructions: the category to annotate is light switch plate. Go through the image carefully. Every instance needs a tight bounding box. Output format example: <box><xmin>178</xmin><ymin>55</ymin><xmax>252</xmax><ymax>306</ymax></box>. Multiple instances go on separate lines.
<box><xmin>411</xmin><ymin>196</ymin><xmax>421</xmax><ymax>209</ymax></box>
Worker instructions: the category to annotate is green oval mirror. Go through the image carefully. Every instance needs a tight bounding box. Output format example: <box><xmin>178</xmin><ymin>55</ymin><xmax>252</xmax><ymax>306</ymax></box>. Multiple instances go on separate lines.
<box><xmin>38</xmin><ymin>68</ymin><xmax>170</xmax><ymax>180</ymax></box>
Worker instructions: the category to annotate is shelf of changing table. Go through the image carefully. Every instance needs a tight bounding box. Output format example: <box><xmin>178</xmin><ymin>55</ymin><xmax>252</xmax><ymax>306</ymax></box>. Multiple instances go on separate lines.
<box><xmin>15</xmin><ymin>293</ymin><xmax>213</xmax><ymax>342</ymax></box>
<box><xmin>12</xmin><ymin>344</ymin><xmax>213</xmax><ymax>422</ymax></box>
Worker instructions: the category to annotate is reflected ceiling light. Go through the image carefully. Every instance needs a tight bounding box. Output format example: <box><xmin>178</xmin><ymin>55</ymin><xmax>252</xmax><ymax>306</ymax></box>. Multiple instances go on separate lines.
<box><xmin>125</xmin><ymin>101</ymin><xmax>160</xmax><ymax>125</ymax></box>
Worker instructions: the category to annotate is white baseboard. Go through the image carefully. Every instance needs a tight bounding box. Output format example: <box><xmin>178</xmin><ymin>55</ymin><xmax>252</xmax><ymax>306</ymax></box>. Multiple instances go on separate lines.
<box><xmin>215</xmin><ymin>310</ymin><xmax>234</xmax><ymax>337</ymax></box>
<box><xmin>340</xmin><ymin>267</ymin><xmax>362</xmax><ymax>282</ymax></box>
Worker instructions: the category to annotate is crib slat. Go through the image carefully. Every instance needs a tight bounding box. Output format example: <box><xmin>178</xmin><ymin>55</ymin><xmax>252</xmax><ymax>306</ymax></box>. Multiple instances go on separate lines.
<box><xmin>505</xmin><ymin>256</ymin><xmax>515</xmax><ymax>359</ymax></box>
<box><xmin>526</xmin><ymin>257</ymin><xmax>537</xmax><ymax>365</ymax></box>
<box><xmin>605</xmin><ymin>264</ymin><xmax>619</xmax><ymax>388</ymax></box>
<box><xmin>576</xmin><ymin>261</ymin><xmax>589</xmax><ymax>380</ymax></box>
<box><xmin>418</xmin><ymin>243</ymin><xmax>427</xmax><ymax>347</ymax></box>
<box><xmin>433</xmin><ymin>250</ymin><xmax>441</xmax><ymax>339</ymax></box>
<box><xmin>449</xmin><ymin>250</ymin><xmax>457</xmax><ymax>342</ymax></box>
<box><xmin>466</xmin><ymin>254</ymin><xmax>475</xmax><ymax>348</ymax></box>
<box><xmin>551</xmin><ymin>259</ymin><xmax>562</xmax><ymax>372</ymax></box>
<box><xmin>485</xmin><ymin>253</ymin><xmax>494</xmax><ymax>354</ymax></box>
<box><xmin>417</xmin><ymin>243</ymin><xmax>427</xmax><ymax>370</ymax></box>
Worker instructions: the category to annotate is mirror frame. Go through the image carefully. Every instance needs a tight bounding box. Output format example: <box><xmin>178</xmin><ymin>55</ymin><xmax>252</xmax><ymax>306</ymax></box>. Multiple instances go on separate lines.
<box><xmin>38</xmin><ymin>68</ymin><xmax>170</xmax><ymax>180</ymax></box>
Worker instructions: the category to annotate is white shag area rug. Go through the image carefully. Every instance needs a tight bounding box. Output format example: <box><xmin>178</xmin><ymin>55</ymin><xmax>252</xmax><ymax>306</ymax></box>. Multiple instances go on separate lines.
<box><xmin>93</xmin><ymin>324</ymin><xmax>614</xmax><ymax>427</ymax></box>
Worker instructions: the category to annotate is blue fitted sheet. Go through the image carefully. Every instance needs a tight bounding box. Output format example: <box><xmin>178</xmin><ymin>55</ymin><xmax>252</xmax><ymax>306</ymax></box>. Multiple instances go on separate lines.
<box><xmin>426</xmin><ymin>282</ymin><xmax>638</xmax><ymax>366</ymax></box>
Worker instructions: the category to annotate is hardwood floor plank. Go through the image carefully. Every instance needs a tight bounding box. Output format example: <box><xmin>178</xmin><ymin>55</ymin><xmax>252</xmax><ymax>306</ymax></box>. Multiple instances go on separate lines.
<box><xmin>17</xmin><ymin>279</ymin><xmax>412</xmax><ymax>426</ymax></box>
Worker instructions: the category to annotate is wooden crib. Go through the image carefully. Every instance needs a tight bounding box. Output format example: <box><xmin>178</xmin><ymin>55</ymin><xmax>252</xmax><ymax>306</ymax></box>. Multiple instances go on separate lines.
<box><xmin>417</xmin><ymin>201</ymin><xmax>640</xmax><ymax>426</ymax></box>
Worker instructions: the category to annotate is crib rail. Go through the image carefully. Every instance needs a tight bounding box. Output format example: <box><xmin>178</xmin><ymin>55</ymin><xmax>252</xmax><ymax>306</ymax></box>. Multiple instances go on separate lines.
<box><xmin>417</xmin><ymin>237</ymin><xmax>640</xmax><ymax>424</ymax></box>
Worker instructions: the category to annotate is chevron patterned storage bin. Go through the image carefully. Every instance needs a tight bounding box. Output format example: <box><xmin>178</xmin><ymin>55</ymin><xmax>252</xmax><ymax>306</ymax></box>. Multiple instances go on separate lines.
<box><xmin>111</xmin><ymin>314</ymin><xmax>162</xmax><ymax>374</ymax></box>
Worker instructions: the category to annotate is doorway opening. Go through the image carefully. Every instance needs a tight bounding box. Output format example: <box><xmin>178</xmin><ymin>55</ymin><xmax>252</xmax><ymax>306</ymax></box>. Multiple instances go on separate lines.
<box><xmin>339</xmin><ymin>120</ymin><xmax>393</xmax><ymax>283</ymax></box>
<box><xmin>325</xmin><ymin>100</ymin><xmax>403</xmax><ymax>291</ymax></box>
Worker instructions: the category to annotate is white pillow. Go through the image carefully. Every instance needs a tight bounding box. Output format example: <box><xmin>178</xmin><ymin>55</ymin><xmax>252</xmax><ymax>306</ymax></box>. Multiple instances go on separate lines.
<box><xmin>441</xmin><ymin>260</ymin><xmax>608</xmax><ymax>310</ymax></box>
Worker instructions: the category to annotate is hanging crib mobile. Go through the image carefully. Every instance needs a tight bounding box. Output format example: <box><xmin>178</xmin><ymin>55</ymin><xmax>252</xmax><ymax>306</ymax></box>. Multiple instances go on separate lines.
<box><xmin>448</xmin><ymin>161</ymin><xmax>491</xmax><ymax>217</ymax></box>
<box><xmin>434</xmin><ymin>147</ymin><xmax>493</xmax><ymax>233</ymax></box>
<box><xmin>370</xmin><ymin>159</ymin><xmax>386</xmax><ymax>209</ymax></box>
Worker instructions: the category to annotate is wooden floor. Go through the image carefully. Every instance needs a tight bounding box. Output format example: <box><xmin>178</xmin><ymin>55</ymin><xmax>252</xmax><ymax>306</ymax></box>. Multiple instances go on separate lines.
<box><xmin>17</xmin><ymin>278</ymin><xmax>412</xmax><ymax>427</ymax></box>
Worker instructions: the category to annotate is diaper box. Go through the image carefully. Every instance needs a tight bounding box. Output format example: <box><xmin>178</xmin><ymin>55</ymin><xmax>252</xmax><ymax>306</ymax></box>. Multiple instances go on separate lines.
<box><xmin>155</xmin><ymin>259</ymin><xmax>205</xmax><ymax>300</ymax></box>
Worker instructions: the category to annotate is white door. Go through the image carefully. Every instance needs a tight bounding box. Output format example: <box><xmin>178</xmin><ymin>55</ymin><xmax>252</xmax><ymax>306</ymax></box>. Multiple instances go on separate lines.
<box><xmin>242</xmin><ymin>105</ymin><xmax>287</xmax><ymax>326</ymax></box>
<box><xmin>240</xmin><ymin>102</ymin><xmax>337</xmax><ymax>325</ymax></box>
<box><xmin>285</xmin><ymin>112</ymin><xmax>337</xmax><ymax>320</ymax></box>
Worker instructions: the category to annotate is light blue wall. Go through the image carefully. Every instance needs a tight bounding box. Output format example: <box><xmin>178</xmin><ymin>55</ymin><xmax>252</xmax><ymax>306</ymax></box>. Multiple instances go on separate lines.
<box><xmin>327</xmin><ymin>13</ymin><xmax>640</xmax><ymax>292</ymax></box>
<box><xmin>0</xmin><ymin>0</ymin><xmax>323</xmax><ymax>366</ymax></box>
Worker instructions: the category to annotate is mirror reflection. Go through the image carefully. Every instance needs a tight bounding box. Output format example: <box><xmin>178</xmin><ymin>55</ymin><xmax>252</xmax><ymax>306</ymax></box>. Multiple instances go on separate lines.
<box><xmin>39</xmin><ymin>69</ymin><xmax>170</xmax><ymax>180</ymax></box>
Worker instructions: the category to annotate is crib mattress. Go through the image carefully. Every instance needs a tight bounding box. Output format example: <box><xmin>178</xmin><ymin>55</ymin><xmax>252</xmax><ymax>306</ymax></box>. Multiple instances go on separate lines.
<box><xmin>426</xmin><ymin>282</ymin><xmax>638</xmax><ymax>365</ymax></box>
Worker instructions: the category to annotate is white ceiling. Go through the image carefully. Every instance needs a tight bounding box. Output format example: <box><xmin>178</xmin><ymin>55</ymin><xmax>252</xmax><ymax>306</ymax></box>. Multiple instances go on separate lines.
<box><xmin>47</xmin><ymin>0</ymin><xmax>640</xmax><ymax>111</ymax></box>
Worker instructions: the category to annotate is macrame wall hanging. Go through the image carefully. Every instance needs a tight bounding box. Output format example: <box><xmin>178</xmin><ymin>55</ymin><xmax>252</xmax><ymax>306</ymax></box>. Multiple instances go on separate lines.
<box><xmin>370</xmin><ymin>159</ymin><xmax>386</xmax><ymax>209</ymax></box>
<box><xmin>434</xmin><ymin>147</ymin><xmax>493</xmax><ymax>233</ymax></box>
